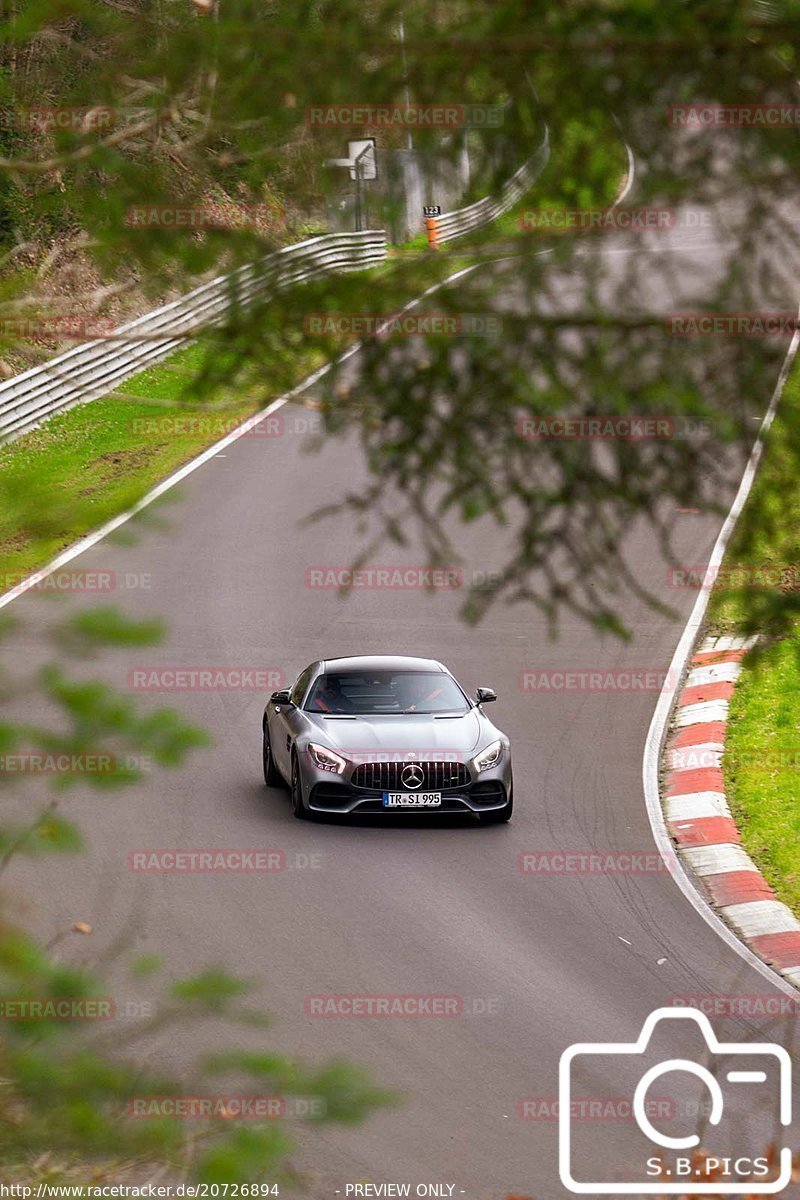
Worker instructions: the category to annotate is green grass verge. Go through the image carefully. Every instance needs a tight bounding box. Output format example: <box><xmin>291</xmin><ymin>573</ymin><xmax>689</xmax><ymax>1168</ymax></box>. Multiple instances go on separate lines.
<box><xmin>723</xmin><ymin>640</ymin><xmax>800</xmax><ymax>915</ymax></box>
<box><xmin>0</xmin><ymin>111</ymin><xmax>628</xmax><ymax>590</ymax></box>
<box><xmin>706</xmin><ymin>362</ymin><xmax>800</xmax><ymax>635</ymax></box>
<box><xmin>0</xmin><ymin>258</ymin><xmax>461</xmax><ymax>584</ymax></box>
<box><xmin>706</xmin><ymin>354</ymin><xmax>800</xmax><ymax>916</ymax></box>
<box><xmin>0</xmin><ymin>341</ymin><xmax>325</xmax><ymax>582</ymax></box>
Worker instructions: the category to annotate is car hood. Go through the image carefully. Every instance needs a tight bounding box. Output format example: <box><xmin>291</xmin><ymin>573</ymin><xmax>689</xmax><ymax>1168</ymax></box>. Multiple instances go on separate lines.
<box><xmin>304</xmin><ymin>710</ymin><xmax>486</xmax><ymax>756</ymax></box>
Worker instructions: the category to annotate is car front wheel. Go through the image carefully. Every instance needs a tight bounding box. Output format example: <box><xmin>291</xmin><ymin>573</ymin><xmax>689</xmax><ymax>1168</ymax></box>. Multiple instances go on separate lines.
<box><xmin>262</xmin><ymin>721</ymin><xmax>284</xmax><ymax>787</ymax></box>
<box><xmin>290</xmin><ymin>752</ymin><xmax>309</xmax><ymax>820</ymax></box>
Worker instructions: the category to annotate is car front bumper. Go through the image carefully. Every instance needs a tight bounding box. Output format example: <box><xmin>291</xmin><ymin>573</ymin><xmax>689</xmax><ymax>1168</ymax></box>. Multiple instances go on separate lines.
<box><xmin>303</xmin><ymin>759</ymin><xmax>512</xmax><ymax>816</ymax></box>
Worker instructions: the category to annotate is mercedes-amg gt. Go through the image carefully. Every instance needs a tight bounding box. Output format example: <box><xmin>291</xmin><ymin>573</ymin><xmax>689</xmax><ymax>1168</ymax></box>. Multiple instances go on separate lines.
<box><xmin>261</xmin><ymin>655</ymin><xmax>512</xmax><ymax>822</ymax></box>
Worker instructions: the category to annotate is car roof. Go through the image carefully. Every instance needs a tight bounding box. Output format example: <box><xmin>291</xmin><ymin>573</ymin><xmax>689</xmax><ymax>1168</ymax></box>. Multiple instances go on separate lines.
<box><xmin>319</xmin><ymin>655</ymin><xmax>448</xmax><ymax>674</ymax></box>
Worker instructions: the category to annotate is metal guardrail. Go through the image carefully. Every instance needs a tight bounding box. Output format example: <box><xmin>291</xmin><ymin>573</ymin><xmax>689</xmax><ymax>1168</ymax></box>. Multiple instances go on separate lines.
<box><xmin>435</xmin><ymin>127</ymin><xmax>549</xmax><ymax>244</ymax></box>
<box><xmin>0</xmin><ymin>230</ymin><xmax>387</xmax><ymax>443</ymax></box>
<box><xmin>0</xmin><ymin>113</ymin><xmax>549</xmax><ymax>444</ymax></box>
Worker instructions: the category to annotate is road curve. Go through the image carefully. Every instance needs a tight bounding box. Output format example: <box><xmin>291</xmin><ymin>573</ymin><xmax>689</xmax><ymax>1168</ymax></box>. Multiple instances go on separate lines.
<box><xmin>5</xmin><ymin>210</ymin><xmax>800</xmax><ymax>1197</ymax></box>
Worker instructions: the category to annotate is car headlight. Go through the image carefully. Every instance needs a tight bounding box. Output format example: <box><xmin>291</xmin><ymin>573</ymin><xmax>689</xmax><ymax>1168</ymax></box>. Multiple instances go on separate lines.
<box><xmin>307</xmin><ymin>742</ymin><xmax>347</xmax><ymax>774</ymax></box>
<box><xmin>472</xmin><ymin>739</ymin><xmax>503</xmax><ymax>773</ymax></box>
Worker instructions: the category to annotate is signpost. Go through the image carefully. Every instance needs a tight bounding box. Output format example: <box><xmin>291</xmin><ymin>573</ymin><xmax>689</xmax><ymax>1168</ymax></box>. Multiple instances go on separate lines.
<box><xmin>347</xmin><ymin>139</ymin><xmax>377</xmax><ymax>181</ymax></box>
<box><xmin>324</xmin><ymin>139</ymin><xmax>377</xmax><ymax>232</ymax></box>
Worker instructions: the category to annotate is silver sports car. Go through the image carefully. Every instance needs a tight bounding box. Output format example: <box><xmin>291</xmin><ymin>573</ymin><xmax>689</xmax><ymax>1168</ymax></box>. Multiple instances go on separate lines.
<box><xmin>262</xmin><ymin>655</ymin><xmax>513</xmax><ymax>822</ymax></box>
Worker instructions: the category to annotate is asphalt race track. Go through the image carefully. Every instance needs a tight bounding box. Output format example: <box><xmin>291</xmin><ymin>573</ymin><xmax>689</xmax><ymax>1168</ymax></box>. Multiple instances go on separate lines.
<box><xmin>5</xmin><ymin>202</ymin><xmax>800</xmax><ymax>1196</ymax></box>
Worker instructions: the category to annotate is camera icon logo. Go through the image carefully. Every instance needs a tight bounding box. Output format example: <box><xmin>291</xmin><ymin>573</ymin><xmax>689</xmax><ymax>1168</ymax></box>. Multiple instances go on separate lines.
<box><xmin>559</xmin><ymin>1006</ymin><xmax>792</xmax><ymax>1193</ymax></box>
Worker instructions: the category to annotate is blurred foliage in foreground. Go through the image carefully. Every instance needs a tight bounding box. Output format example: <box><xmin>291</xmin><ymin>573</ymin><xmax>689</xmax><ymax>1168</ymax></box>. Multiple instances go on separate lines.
<box><xmin>2</xmin><ymin>0</ymin><xmax>800</xmax><ymax>1182</ymax></box>
<box><xmin>0</xmin><ymin>608</ymin><xmax>393</xmax><ymax>1184</ymax></box>
<box><xmin>2</xmin><ymin>1</ymin><xmax>800</xmax><ymax>631</ymax></box>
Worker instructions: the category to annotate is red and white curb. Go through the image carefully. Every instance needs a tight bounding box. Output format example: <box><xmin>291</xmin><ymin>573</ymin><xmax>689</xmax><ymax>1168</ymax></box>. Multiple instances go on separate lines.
<box><xmin>663</xmin><ymin>633</ymin><xmax>800</xmax><ymax>990</ymax></box>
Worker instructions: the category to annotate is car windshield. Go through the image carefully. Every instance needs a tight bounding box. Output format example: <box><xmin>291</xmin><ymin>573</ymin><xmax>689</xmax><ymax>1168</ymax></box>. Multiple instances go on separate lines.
<box><xmin>304</xmin><ymin>670</ymin><xmax>470</xmax><ymax>715</ymax></box>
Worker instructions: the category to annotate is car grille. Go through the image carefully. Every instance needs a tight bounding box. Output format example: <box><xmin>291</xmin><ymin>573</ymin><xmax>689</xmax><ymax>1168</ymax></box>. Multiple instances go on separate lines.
<box><xmin>351</xmin><ymin>760</ymin><xmax>470</xmax><ymax>791</ymax></box>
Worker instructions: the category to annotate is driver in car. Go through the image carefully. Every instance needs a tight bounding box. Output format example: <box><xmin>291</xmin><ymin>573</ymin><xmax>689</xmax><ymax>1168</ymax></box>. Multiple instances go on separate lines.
<box><xmin>310</xmin><ymin>676</ymin><xmax>351</xmax><ymax>713</ymax></box>
<box><xmin>402</xmin><ymin>675</ymin><xmax>445</xmax><ymax>712</ymax></box>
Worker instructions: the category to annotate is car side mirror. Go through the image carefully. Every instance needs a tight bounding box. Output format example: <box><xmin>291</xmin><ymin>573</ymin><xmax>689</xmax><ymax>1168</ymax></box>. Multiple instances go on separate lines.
<box><xmin>272</xmin><ymin>689</ymin><xmax>293</xmax><ymax>706</ymax></box>
<box><xmin>475</xmin><ymin>686</ymin><xmax>497</xmax><ymax>704</ymax></box>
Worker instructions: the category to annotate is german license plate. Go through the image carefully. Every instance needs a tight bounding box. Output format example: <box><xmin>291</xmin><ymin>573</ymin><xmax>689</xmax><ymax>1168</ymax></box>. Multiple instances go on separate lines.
<box><xmin>382</xmin><ymin>792</ymin><xmax>442</xmax><ymax>807</ymax></box>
